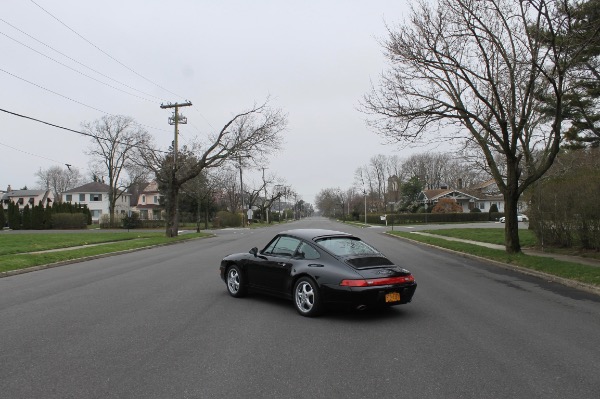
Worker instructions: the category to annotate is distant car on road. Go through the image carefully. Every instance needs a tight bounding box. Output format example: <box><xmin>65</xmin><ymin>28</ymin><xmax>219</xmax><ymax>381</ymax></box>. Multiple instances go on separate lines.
<box><xmin>499</xmin><ymin>214</ymin><xmax>529</xmax><ymax>223</ymax></box>
<box><xmin>219</xmin><ymin>229</ymin><xmax>417</xmax><ymax>317</ymax></box>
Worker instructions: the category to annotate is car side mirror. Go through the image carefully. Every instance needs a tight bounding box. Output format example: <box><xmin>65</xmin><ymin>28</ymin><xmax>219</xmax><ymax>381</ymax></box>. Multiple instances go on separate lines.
<box><xmin>249</xmin><ymin>247</ymin><xmax>259</xmax><ymax>257</ymax></box>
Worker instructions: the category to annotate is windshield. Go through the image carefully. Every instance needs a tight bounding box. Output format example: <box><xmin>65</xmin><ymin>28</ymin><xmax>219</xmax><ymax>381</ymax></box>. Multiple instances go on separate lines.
<box><xmin>315</xmin><ymin>237</ymin><xmax>379</xmax><ymax>257</ymax></box>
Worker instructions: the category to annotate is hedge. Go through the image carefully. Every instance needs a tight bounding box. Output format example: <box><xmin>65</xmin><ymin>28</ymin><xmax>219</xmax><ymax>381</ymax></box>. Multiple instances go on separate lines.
<box><xmin>359</xmin><ymin>212</ymin><xmax>505</xmax><ymax>225</ymax></box>
<box><xmin>51</xmin><ymin>213</ymin><xmax>88</xmax><ymax>229</ymax></box>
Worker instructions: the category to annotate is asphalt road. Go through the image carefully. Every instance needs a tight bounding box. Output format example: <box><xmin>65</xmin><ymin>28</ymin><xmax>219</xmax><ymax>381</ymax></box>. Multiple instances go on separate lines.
<box><xmin>1</xmin><ymin>217</ymin><xmax>598</xmax><ymax>398</ymax></box>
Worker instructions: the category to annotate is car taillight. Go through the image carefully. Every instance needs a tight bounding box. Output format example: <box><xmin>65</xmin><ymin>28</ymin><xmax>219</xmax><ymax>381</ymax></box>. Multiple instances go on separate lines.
<box><xmin>340</xmin><ymin>275</ymin><xmax>415</xmax><ymax>287</ymax></box>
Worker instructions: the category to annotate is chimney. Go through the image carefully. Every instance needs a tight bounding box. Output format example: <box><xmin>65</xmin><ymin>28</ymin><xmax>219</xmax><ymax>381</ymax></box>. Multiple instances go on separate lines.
<box><xmin>7</xmin><ymin>185</ymin><xmax>11</xmax><ymax>192</ymax></box>
<box><xmin>458</xmin><ymin>179</ymin><xmax>463</xmax><ymax>189</ymax></box>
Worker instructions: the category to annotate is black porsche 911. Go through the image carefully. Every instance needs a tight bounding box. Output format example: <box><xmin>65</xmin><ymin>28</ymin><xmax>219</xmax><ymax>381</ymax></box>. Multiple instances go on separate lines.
<box><xmin>219</xmin><ymin>229</ymin><xmax>417</xmax><ymax>317</ymax></box>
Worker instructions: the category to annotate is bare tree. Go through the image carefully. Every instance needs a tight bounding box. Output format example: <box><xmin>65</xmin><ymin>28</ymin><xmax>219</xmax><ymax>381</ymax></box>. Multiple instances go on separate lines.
<box><xmin>83</xmin><ymin>115</ymin><xmax>150</xmax><ymax>225</ymax></box>
<box><xmin>181</xmin><ymin>170</ymin><xmax>222</xmax><ymax>231</ymax></box>
<box><xmin>217</xmin><ymin>167</ymin><xmax>242</xmax><ymax>213</ymax></box>
<box><xmin>137</xmin><ymin>101</ymin><xmax>286</xmax><ymax>236</ymax></box>
<box><xmin>125</xmin><ymin>162</ymin><xmax>151</xmax><ymax>207</ymax></box>
<box><xmin>35</xmin><ymin>165</ymin><xmax>82</xmax><ymax>202</ymax></box>
<box><xmin>363</xmin><ymin>0</ymin><xmax>591</xmax><ymax>252</ymax></box>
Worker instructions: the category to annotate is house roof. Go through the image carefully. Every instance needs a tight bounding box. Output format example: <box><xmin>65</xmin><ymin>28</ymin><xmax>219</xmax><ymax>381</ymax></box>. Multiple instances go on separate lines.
<box><xmin>142</xmin><ymin>181</ymin><xmax>160</xmax><ymax>193</ymax></box>
<box><xmin>470</xmin><ymin>179</ymin><xmax>496</xmax><ymax>190</ymax></box>
<box><xmin>419</xmin><ymin>186</ymin><xmax>505</xmax><ymax>203</ymax></box>
<box><xmin>2</xmin><ymin>190</ymin><xmax>50</xmax><ymax>201</ymax></box>
<box><xmin>64</xmin><ymin>182</ymin><xmax>111</xmax><ymax>193</ymax></box>
<box><xmin>2</xmin><ymin>190</ymin><xmax>48</xmax><ymax>198</ymax></box>
<box><xmin>63</xmin><ymin>182</ymin><xmax>131</xmax><ymax>198</ymax></box>
<box><xmin>420</xmin><ymin>188</ymin><xmax>491</xmax><ymax>202</ymax></box>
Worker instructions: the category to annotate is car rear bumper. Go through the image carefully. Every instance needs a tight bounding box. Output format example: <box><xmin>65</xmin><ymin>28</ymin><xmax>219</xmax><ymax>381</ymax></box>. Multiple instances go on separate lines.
<box><xmin>320</xmin><ymin>282</ymin><xmax>417</xmax><ymax>308</ymax></box>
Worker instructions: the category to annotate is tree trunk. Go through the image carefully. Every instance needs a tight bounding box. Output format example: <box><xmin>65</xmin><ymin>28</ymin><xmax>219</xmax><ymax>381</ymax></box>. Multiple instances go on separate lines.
<box><xmin>165</xmin><ymin>174</ymin><xmax>179</xmax><ymax>237</ymax></box>
<box><xmin>204</xmin><ymin>206</ymin><xmax>209</xmax><ymax>230</ymax></box>
<box><xmin>504</xmin><ymin>161</ymin><xmax>521</xmax><ymax>253</ymax></box>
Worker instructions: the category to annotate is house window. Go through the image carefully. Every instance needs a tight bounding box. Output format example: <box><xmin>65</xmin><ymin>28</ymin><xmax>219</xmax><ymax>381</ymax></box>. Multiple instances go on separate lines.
<box><xmin>154</xmin><ymin>196</ymin><xmax>158</xmax><ymax>204</ymax></box>
<box><xmin>142</xmin><ymin>195</ymin><xmax>146</xmax><ymax>204</ymax></box>
<box><xmin>66</xmin><ymin>194</ymin><xmax>72</xmax><ymax>202</ymax></box>
<box><xmin>79</xmin><ymin>194</ymin><xmax>85</xmax><ymax>202</ymax></box>
<box><xmin>18</xmin><ymin>198</ymin><xmax>24</xmax><ymax>205</ymax></box>
<box><xmin>140</xmin><ymin>210</ymin><xmax>148</xmax><ymax>220</ymax></box>
<box><xmin>90</xmin><ymin>210</ymin><xmax>102</xmax><ymax>218</ymax></box>
<box><xmin>28</xmin><ymin>197</ymin><xmax>35</xmax><ymax>204</ymax></box>
<box><xmin>90</xmin><ymin>194</ymin><xmax>102</xmax><ymax>201</ymax></box>
<box><xmin>479</xmin><ymin>203</ymin><xmax>486</xmax><ymax>210</ymax></box>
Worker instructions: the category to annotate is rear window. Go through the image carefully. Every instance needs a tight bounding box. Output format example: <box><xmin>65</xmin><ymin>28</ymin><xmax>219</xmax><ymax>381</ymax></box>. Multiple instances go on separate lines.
<box><xmin>315</xmin><ymin>237</ymin><xmax>379</xmax><ymax>257</ymax></box>
<box><xmin>346</xmin><ymin>257</ymin><xmax>394</xmax><ymax>268</ymax></box>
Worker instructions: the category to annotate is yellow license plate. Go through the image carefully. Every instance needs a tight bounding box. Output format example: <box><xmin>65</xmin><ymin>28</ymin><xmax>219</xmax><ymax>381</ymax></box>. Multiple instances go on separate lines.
<box><xmin>385</xmin><ymin>292</ymin><xmax>401</xmax><ymax>303</ymax></box>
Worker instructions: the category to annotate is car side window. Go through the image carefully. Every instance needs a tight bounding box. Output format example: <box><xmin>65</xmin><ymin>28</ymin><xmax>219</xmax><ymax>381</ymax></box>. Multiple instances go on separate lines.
<box><xmin>296</xmin><ymin>242</ymin><xmax>320</xmax><ymax>260</ymax></box>
<box><xmin>263</xmin><ymin>236</ymin><xmax>301</xmax><ymax>257</ymax></box>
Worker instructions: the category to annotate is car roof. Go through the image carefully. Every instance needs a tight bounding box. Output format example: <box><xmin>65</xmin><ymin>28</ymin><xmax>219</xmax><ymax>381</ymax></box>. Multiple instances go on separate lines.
<box><xmin>279</xmin><ymin>229</ymin><xmax>354</xmax><ymax>241</ymax></box>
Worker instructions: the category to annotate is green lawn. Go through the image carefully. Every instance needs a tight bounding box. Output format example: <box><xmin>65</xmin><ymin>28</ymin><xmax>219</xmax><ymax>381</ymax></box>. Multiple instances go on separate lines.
<box><xmin>419</xmin><ymin>228</ymin><xmax>537</xmax><ymax>247</ymax></box>
<box><xmin>387</xmin><ymin>231</ymin><xmax>600</xmax><ymax>287</ymax></box>
<box><xmin>0</xmin><ymin>231</ymin><xmax>210</xmax><ymax>274</ymax></box>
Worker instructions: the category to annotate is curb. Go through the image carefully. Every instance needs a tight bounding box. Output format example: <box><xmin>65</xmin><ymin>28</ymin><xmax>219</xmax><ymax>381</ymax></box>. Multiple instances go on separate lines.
<box><xmin>385</xmin><ymin>232</ymin><xmax>600</xmax><ymax>297</ymax></box>
<box><xmin>0</xmin><ymin>235</ymin><xmax>213</xmax><ymax>279</ymax></box>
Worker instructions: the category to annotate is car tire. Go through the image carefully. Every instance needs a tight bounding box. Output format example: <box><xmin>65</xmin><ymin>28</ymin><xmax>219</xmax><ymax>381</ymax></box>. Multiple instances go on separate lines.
<box><xmin>226</xmin><ymin>265</ymin><xmax>246</xmax><ymax>298</ymax></box>
<box><xmin>293</xmin><ymin>277</ymin><xmax>322</xmax><ymax>317</ymax></box>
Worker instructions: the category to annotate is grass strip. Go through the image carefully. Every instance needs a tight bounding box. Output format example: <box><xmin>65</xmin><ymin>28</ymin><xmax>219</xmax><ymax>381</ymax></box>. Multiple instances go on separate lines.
<box><xmin>0</xmin><ymin>233</ymin><xmax>209</xmax><ymax>273</ymax></box>
<box><xmin>0</xmin><ymin>232</ymin><xmax>177</xmax><ymax>256</ymax></box>
<box><xmin>388</xmin><ymin>231</ymin><xmax>600</xmax><ymax>287</ymax></box>
<box><xmin>418</xmin><ymin>228</ymin><xmax>537</xmax><ymax>247</ymax></box>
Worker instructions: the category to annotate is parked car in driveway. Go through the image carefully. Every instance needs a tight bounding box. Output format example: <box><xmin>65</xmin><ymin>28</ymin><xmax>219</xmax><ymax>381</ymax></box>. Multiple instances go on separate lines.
<box><xmin>499</xmin><ymin>214</ymin><xmax>529</xmax><ymax>223</ymax></box>
<box><xmin>219</xmin><ymin>229</ymin><xmax>417</xmax><ymax>317</ymax></box>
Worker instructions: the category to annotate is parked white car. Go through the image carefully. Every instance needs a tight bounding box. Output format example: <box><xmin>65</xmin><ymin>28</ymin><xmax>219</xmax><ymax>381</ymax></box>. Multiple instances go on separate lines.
<box><xmin>499</xmin><ymin>214</ymin><xmax>528</xmax><ymax>223</ymax></box>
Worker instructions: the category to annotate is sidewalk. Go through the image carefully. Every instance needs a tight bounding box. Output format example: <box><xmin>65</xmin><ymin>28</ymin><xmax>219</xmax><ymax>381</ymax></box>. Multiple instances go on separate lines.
<box><xmin>410</xmin><ymin>232</ymin><xmax>600</xmax><ymax>268</ymax></box>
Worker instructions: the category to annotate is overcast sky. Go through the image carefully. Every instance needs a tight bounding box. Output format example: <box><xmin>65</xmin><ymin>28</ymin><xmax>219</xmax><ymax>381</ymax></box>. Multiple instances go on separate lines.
<box><xmin>1</xmin><ymin>0</ymin><xmax>427</xmax><ymax>204</ymax></box>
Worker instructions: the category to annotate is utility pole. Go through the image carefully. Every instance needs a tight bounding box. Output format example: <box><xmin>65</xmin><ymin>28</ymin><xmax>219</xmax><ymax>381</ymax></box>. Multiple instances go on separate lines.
<box><xmin>160</xmin><ymin>101</ymin><xmax>192</xmax><ymax>237</ymax></box>
<box><xmin>262</xmin><ymin>167</ymin><xmax>268</xmax><ymax>224</ymax></box>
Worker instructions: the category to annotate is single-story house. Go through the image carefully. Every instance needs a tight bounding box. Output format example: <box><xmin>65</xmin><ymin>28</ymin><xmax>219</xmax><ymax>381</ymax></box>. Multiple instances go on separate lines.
<box><xmin>418</xmin><ymin>188</ymin><xmax>486</xmax><ymax>212</ymax></box>
<box><xmin>418</xmin><ymin>179</ymin><xmax>527</xmax><ymax>213</ymax></box>
<box><xmin>62</xmin><ymin>182</ymin><xmax>131</xmax><ymax>223</ymax></box>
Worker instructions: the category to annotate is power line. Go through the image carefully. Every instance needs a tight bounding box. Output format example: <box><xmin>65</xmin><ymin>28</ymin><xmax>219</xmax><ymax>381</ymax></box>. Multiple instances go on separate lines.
<box><xmin>0</xmin><ymin>140</ymin><xmax>68</xmax><ymax>165</ymax></box>
<box><xmin>0</xmin><ymin>107</ymin><xmax>169</xmax><ymax>154</ymax></box>
<box><xmin>0</xmin><ymin>67</ymin><xmax>170</xmax><ymax>133</ymax></box>
<box><xmin>0</xmin><ymin>30</ymin><xmax>156</xmax><ymax>103</ymax></box>
<box><xmin>29</xmin><ymin>0</ymin><xmax>187</xmax><ymax>101</ymax></box>
<box><xmin>1</xmin><ymin>67</ymin><xmax>110</xmax><ymax>114</ymax></box>
<box><xmin>0</xmin><ymin>17</ymin><xmax>167</xmax><ymax>103</ymax></box>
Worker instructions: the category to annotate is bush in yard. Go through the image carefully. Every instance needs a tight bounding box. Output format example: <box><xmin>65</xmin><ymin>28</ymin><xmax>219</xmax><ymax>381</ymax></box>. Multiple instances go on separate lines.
<box><xmin>470</xmin><ymin>207</ymin><xmax>482</xmax><ymax>213</ymax></box>
<box><xmin>31</xmin><ymin>201</ymin><xmax>45</xmax><ymax>230</ymax></box>
<box><xmin>51</xmin><ymin>213</ymin><xmax>87</xmax><ymax>229</ymax></box>
<box><xmin>432</xmin><ymin>198</ymin><xmax>463</xmax><ymax>213</ymax></box>
<box><xmin>7</xmin><ymin>201</ymin><xmax>21</xmax><ymax>230</ymax></box>
<box><xmin>215</xmin><ymin>211</ymin><xmax>242</xmax><ymax>227</ymax></box>
<box><xmin>0</xmin><ymin>205</ymin><xmax>5</xmax><ymax>228</ymax></box>
<box><xmin>22</xmin><ymin>205</ymin><xmax>32</xmax><ymax>230</ymax></box>
<box><xmin>528</xmin><ymin>148</ymin><xmax>600</xmax><ymax>250</ymax></box>
<box><xmin>122</xmin><ymin>212</ymin><xmax>141</xmax><ymax>229</ymax></box>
